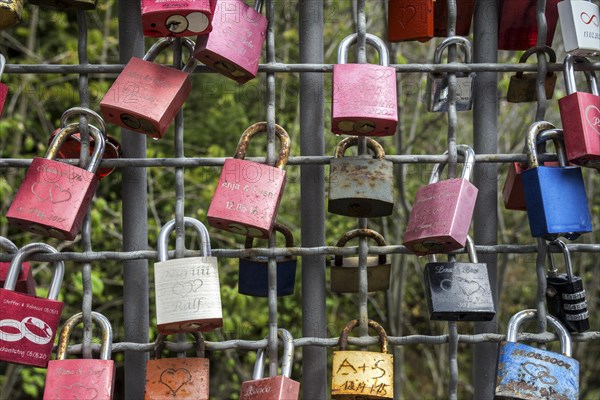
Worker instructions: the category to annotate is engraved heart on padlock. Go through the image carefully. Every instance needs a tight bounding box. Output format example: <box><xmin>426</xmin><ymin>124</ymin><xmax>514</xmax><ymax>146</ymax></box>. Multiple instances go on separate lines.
<box><xmin>49</xmin><ymin>184</ymin><xmax>72</xmax><ymax>204</ymax></box>
<box><xmin>159</xmin><ymin>368</ymin><xmax>192</xmax><ymax>396</ymax></box>
<box><xmin>457</xmin><ymin>278</ymin><xmax>483</xmax><ymax>297</ymax></box>
<box><xmin>31</xmin><ymin>181</ymin><xmax>53</xmax><ymax>202</ymax></box>
<box><xmin>59</xmin><ymin>383</ymin><xmax>98</xmax><ymax>400</ymax></box>
<box><xmin>171</xmin><ymin>279</ymin><xmax>203</xmax><ymax>297</ymax></box>
<box><xmin>584</xmin><ymin>105</ymin><xmax>600</xmax><ymax>135</ymax></box>
<box><xmin>521</xmin><ymin>361</ymin><xmax>559</xmax><ymax>385</ymax></box>
<box><xmin>393</xmin><ymin>6</ymin><xmax>416</xmax><ymax>28</ymax></box>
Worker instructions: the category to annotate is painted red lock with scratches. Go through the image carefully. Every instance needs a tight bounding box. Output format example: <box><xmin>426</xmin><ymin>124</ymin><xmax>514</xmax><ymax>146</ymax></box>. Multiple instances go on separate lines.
<box><xmin>0</xmin><ymin>243</ymin><xmax>64</xmax><ymax>368</ymax></box>
<box><xmin>0</xmin><ymin>237</ymin><xmax>35</xmax><ymax>296</ymax></box>
<box><xmin>0</xmin><ymin>54</ymin><xmax>8</xmax><ymax>117</ymax></box>
<box><xmin>388</xmin><ymin>0</ymin><xmax>434</xmax><ymax>42</ymax></box>
<box><xmin>43</xmin><ymin>312</ymin><xmax>115</xmax><ymax>400</ymax></box>
<box><xmin>6</xmin><ymin>122</ymin><xmax>105</xmax><ymax>240</ymax></box>
<box><xmin>498</xmin><ymin>0</ymin><xmax>559</xmax><ymax>50</ymax></box>
<box><xmin>207</xmin><ymin>122</ymin><xmax>290</xmax><ymax>238</ymax></box>
<box><xmin>142</xmin><ymin>0</ymin><xmax>216</xmax><ymax>38</ymax></box>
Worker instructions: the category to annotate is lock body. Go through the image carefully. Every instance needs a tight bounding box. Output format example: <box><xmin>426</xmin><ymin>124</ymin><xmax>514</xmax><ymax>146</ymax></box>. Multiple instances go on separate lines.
<box><xmin>154</xmin><ymin>256</ymin><xmax>222</xmax><ymax>334</ymax></box>
<box><xmin>330</xmin><ymin>256</ymin><xmax>391</xmax><ymax>294</ymax></box>
<box><xmin>502</xmin><ymin>162</ymin><xmax>528</xmax><ymax>211</ymax></box>
<box><xmin>100</xmin><ymin>58</ymin><xmax>192</xmax><ymax>139</ymax></box>
<box><xmin>145</xmin><ymin>358</ymin><xmax>210</xmax><ymax>399</ymax></box>
<box><xmin>43</xmin><ymin>359</ymin><xmax>115</xmax><ymax>400</ymax></box>
<box><xmin>498</xmin><ymin>0</ymin><xmax>559</xmax><ymax>50</ymax></box>
<box><xmin>207</xmin><ymin>159</ymin><xmax>286</xmax><ymax>238</ymax></box>
<box><xmin>28</xmin><ymin>0</ymin><xmax>96</xmax><ymax>9</ymax></box>
<box><xmin>0</xmin><ymin>81</ymin><xmax>8</xmax><ymax>117</ymax></box>
<box><xmin>558</xmin><ymin>0</ymin><xmax>600</xmax><ymax>56</ymax></box>
<box><xmin>238</xmin><ymin>257</ymin><xmax>296</xmax><ymax>297</ymax></box>
<box><xmin>404</xmin><ymin>178</ymin><xmax>478</xmax><ymax>255</ymax></box>
<box><xmin>507</xmin><ymin>73</ymin><xmax>557</xmax><ymax>103</ymax></box>
<box><xmin>0</xmin><ymin>289</ymin><xmax>63</xmax><ymax>367</ymax></box>
<box><xmin>387</xmin><ymin>0</ymin><xmax>433</xmax><ymax>42</ymax></box>
<box><xmin>547</xmin><ymin>273</ymin><xmax>589</xmax><ymax>333</ymax></box>
<box><xmin>331</xmin><ymin>350</ymin><xmax>394</xmax><ymax>399</ymax></box>
<box><xmin>0</xmin><ymin>261</ymin><xmax>35</xmax><ymax>296</ymax></box>
<box><xmin>0</xmin><ymin>0</ymin><xmax>22</xmax><ymax>29</ymax></box>
<box><xmin>332</xmin><ymin>64</ymin><xmax>397</xmax><ymax>136</ymax></box>
<box><xmin>6</xmin><ymin>158</ymin><xmax>99</xmax><ymax>240</ymax></box>
<box><xmin>559</xmin><ymin>91</ymin><xmax>600</xmax><ymax>168</ymax></box>
<box><xmin>423</xmin><ymin>262</ymin><xmax>495</xmax><ymax>321</ymax></box>
<box><xmin>142</xmin><ymin>0</ymin><xmax>215</xmax><ymax>37</ymax></box>
<box><xmin>239</xmin><ymin>376</ymin><xmax>300</xmax><ymax>400</ymax></box>
<box><xmin>433</xmin><ymin>0</ymin><xmax>473</xmax><ymax>37</ymax></box>
<box><xmin>522</xmin><ymin>165</ymin><xmax>591</xmax><ymax>239</ymax></box>
<box><xmin>194</xmin><ymin>0</ymin><xmax>267</xmax><ymax>84</ymax></box>
<box><xmin>426</xmin><ymin>74</ymin><xmax>473</xmax><ymax>112</ymax></box>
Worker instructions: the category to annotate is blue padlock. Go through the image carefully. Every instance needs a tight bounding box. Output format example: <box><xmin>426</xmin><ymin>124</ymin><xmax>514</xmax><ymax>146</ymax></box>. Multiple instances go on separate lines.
<box><xmin>522</xmin><ymin>121</ymin><xmax>592</xmax><ymax>240</ymax></box>
<box><xmin>495</xmin><ymin>309</ymin><xmax>579</xmax><ymax>399</ymax></box>
<box><xmin>238</xmin><ymin>223</ymin><xmax>297</xmax><ymax>297</ymax></box>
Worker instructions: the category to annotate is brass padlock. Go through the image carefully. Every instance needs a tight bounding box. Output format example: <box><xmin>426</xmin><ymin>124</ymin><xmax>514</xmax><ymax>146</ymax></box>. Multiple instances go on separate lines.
<box><xmin>0</xmin><ymin>0</ymin><xmax>22</xmax><ymax>29</ymax></box>
<box><xmin>332</xmin><ymin>319</ymin><xmax>393</xmax><ymax>399</ymax></box>
<box><xmin>507</xmin><ymin>46</ymin><xmax>557</xmax><ymax>103</ymax></box>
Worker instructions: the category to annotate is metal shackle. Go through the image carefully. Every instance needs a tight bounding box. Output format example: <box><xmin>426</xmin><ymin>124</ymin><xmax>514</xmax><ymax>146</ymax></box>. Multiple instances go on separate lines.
<box><xmin>433</xmin><ymin>36</ymin><xmax>473</xmax><ymax>65</ymax></box>
<box><xmin>234</xmin><ymin>122</ymin><xmax>291</xmax><ymax>169</ymax></box>
<box><xmin>429</xmin><ymin>144</ymin><xmax>475</xmax><ymax>184</ymax></box>
<box><xmin>0</xmin><ymin>54</ymin><xmax>5</xmax><ymax>81</ymax></box>
<box><xmin>563</xmin><ymin>54</ymin><xmax>599</xmax><ymax>95</ymax></box>
<box><xmin>60</xmin><ymin>107</ymin><xmax>107</xmax><ymax>134</ymax></box>
<box><xmin>245</xmin><ymin>222</ymin><xmax>294</xmax><ymax>250</ymax></box>
<box><xmin>535</xmin><ymin>128</ymin><xmax>568</xmax><ymax>167</ymax></box>
<box><xmin>154</xmin><ymin>332</ymin><xmax>205</xmax><ymax>359</ymax></box>
<box><xmin>4</xmin><ymin>243</ymin><xmax>64</xmax><ymax>300</ymax></box>
<box><xmin>575</xmin><ymin>56</ymin><xmax>600</xmax><ymax>96</ymax></box>
<box><xmin>516</xmin><ymin>46</ymin><xmax>556</xmax><ymax>79</ymax></box>
<box><xmin>333</xmin><ymin>136</ymin><xmax>386</xmax><ymax>160</ymax></box>
<box><xmin>505</xmin><ymin>309</ymin><xmax>572</xmax><ymax>357</ymax></box>
<box><xmin>338</xmin><ymin>319</ymin><xmax>389</xmax><ymax>354</ymax></box>
<box><xmin>144</xmin><ymin>37</ymin><xmax>198</xmax><ymax>74</ymax></box>
<box><xmin>428</xmin><ymin>234</ymin><xmax>477</xmax><ymax>264</ymax></box>
<box><xmin>334</xmin><ymin>228</ymin><xmax>387</xmax><ymax>267</ymax></box>
<box><xmin>0</xmin><ymin>236</ymin><xmax>18</xmax><ymax>254</ymax></box>
<box><xmin>547</xmin><ymin>239</ymin><xmax>575</xmax><ymax>281</ymax></box>
<box><xmin>525</xmin><ymin>121</ymin><xmax>561</xmax><ymax>169</ymax></box>
<box><xmin>56</xmin><ymin>311</ymin><xmax>113</xmax><ymax>361</ymax></box>
<box><xmin>157</xmin><ymin>217</ymin><xmax>212</xmax><ymax>262</ymax></box>
<box><xmin>254</xmin><ymin>0</ymin><xmax>263</xmax><ymax>12</ymax></box>
<box><xmin>337</xmin><ymin>33</ymin><xmax>390</xmax><ymax>66</ymax></box>
<box><xmin>46</xmin><ymin>123</ymin><xmax>106</xmax><ymax>173</ymax></box>
<box><xmin>252</xmin><ymin>328</ymin><xmax>295</xmax><ymax>379</ymax></box>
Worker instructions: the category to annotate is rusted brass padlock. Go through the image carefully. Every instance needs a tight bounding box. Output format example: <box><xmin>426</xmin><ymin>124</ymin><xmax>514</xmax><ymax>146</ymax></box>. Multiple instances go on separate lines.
<box><xmin>506</xmin><ymin>46</ymin><xmax>557</xmax><ymax>103</ymax></box>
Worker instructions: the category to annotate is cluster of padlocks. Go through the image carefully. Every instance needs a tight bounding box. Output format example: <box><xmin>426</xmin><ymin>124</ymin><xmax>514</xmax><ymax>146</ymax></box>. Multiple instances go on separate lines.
<box><xmin>0</xmin><ymin>0</ymin><xmax>599</xmax><ymax>398</ymax></box>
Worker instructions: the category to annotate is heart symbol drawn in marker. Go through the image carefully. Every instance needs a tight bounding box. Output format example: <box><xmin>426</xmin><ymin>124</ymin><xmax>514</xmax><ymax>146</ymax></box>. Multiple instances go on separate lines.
<box><xmin>159</xmin><ymin>368</ymin><xmax>192</xmax><ymax>396</ymax></box>
<box><xmin>585</xmin><ymin>104</ymin><xmax>600</xmax><ymax>135</ymax></box>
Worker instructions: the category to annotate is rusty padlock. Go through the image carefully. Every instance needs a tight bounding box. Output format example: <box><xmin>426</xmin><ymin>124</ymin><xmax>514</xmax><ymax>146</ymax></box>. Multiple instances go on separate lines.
<box><xmin>498</xmin><ymin>0</ymin><xmax>560</xmax><ymax>50</ymax></box>
<box><xmin>6</xmin><ymin>122</ymin><xmax>105</xmax><ymax>240</ymax></box>
<box><xmin>0</xmin><ymin>243</ymin><xmax>64</xmax><ymax>368</ymax></box>
<box><xmin>142</xmin><ymin>0</ymin><xmax>216</xmax><ymax>37</ymax></box>
<box><xmin>100</xmin><ymin>37</ymin><xmax>197</xmax><ymax>140</ymax></box>
<box><xmin>328</xmin><ymin>137</ymin><xmax>394</xmax><ymax>218</ymax></box>
<box><xmin>207</xmin><ymin>122</ymin><xmax>290</xmax><ymax>238</ymax></box>
<box><xmin>0</xmin><ymin>0</ymin><xmax>22</xmax><ymax>29</ymax></box>
<box><xmin>558</xmin><ymin>0</ymin><xmax>600</xmax><ymax>57</ymax></box>
<box><xmin>43</xmin><ymin>312</ymin><xmax>115</xmax><ymax>400</ymax></box>
<box><xmin>145</xmin><ymin>332</ymin><xmax>210</xmax><ymax>399</ymax></box>
<box><xmin>28</xmin><ymin>0</ymin><xmax>96</xmax><ymax>9</ymax></box>
<box><xmin>154</xmin><ymin>217</ymin><xmax>222</xmax><ymax>334</ymax></box>
<box><xmin>433</xmin><ymin>0</ymin><xmax>474</xmax><ymax>37</ymax></box>
<box><xmin>194</xmin><ymin>0</ymin><xmax>267</xmax><ymax>84</ymax></box>
<box><xmin>404</xmin><ymin>145</ymin><xmax>478</xmax><ymax>255</ymax></box>
<box><xmin>507</xmin><ymin>46</ymin><xmax>557</xmax><ymax>103</ymax></box>
<box><xmin>0</xmin><ymin>237</ymin><xmax>35</xmax><ymax>296</ymax></box>
<box><xmin>239</xmin><ymin>329</ymin><xmax>300</xmax><ymax>399</ymax></box>
<box><xmin>331</xmin><ymin>33</ymin><xmax>397</xmax><ymax>137</ymax></box>
<box><xmin>387</xmin><ymin>0</ymin><xmax>434</xmax><ymax>42</ymax></box>
<box><xmin>332</xmin><ymin>319</ymin><xmax>393</xmax><ymax>399</ymax></box>
<box><xmin>331</xmin><ymin>229</ymin><xmax>391</xmax><ymax>294</ymax></box>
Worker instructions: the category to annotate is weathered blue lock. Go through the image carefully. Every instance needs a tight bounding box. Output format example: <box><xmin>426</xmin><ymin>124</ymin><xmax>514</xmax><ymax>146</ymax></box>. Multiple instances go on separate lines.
<box><xmin>495</xmin><ymin>309</ymin><xmax>579</xmax><ymax>399</ymax></box>
<box><xmin>238</xmin><ymin>223</ymin><xmax>296</xmax><ymax>297</ymax></box>
<box><xmin>521</xmin><ymin>121</ymin><xmax>592</xmax><ymax>240</ymax></box>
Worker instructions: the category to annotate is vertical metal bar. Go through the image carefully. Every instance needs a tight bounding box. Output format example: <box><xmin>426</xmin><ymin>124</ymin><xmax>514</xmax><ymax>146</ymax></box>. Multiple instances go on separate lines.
<box><xmin>173</xmin><ymin>39</ymin><xmax>186</xmax><ymax>259</ymax></box>
<box><xmin>118</xmin><ymin>1</ymin><xmax>148</xmax><ymax>398</ymax></box>
<box><xmin>472</xmin><ymin>0</ymin><xmax>499</xmax><ymax>398</ymax></box>
<box><xmin>448</xmin><ymin>321</ymin><xmax>459</xmax><ymax>400</ymax></box>
<box><xmin>299</xmin><ymin>0</ymin><xmax>327</xmax><ymax>397</ymax></box>
<box><xmin>536</xmin><ymin>238</ymin><xmax>549</xmax><ymax>334</ymax></box>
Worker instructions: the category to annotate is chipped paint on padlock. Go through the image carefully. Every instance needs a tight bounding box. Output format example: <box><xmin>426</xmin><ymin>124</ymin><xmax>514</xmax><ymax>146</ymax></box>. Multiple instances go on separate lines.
<box><xmin>328</xmin><ymin>137</ymin><xmax>394</xmax><ymax>217</ymax></box>
<box><xmin>387</xmin><ymin>0</ymin><xmax>434</xmax><ymax>42</ymax></box>
<box><xmin>507</xmin><ymin>46</ymin><xmax>557</xmax><ymax>103</ymax></box>
<box><xmin>6</xmin><ymin>122</ymin><xmax>105</xmax><ymax>240</ymax></box>
<box><xmin>142</xmin><ymin>0</ymin><xmax>216</xmax><ymax>38</ymax></box>
<box><xmin>0</xmin><ymin>237</ymin><xmax>35</xmax><ymax>296</ymax></box>
<box><xmin>498</xmin><ymin>0</ymin><xmax>559</xmax><ymax>50</ymax></box>
<box><xmin>558</xmin><ymin>0</ymin><xmax>600</xmax><ymax>57</ymax></box>
<box><xmin>28</xmin><ymin>0</ymin><xmax>96</xmax><ymax>9</ymax></box>
<box><xmin>0</xmin><ymin>0</ymin><xmax>22</xmax><ymax>29</ymax></box>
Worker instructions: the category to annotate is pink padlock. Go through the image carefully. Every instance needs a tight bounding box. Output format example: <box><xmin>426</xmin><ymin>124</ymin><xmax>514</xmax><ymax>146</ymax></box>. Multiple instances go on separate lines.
<box><xmin>194</xmin><ymin>0</ymin><xmax>267</xmax><ymax>84</ymax></box>
<box><xmin>141</xmin><ymin>0</ymin><xmax>217</xmax><ymax>37</ymax></box>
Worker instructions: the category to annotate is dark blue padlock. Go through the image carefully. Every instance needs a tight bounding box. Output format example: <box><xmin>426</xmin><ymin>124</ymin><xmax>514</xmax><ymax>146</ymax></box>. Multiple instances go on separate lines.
<box><xmin>522</xmin><ymin>121</ymin><xmax>592</xmax><ymax>240</ymax></box>
<box><xmin>495</xmin><ymin>309</ymin><xmax>579</xmax><ymax>399</ymax></box>
<box><xmin>238</xmin><ymin>223</ymin><xmax>296</xmax><ymax>297</ymax></box>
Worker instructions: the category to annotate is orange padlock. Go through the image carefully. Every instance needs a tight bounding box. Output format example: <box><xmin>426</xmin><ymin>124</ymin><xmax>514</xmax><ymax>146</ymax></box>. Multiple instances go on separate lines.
<box><xmin>388</xmin><ymin>0</ymin><xmax>434</xmax><ymax>42</ymax></box>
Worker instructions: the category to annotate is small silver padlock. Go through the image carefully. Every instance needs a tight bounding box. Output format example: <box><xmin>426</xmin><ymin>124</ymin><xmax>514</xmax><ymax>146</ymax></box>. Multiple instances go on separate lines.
<box><xmin>558</xmin><ymin>0</ymin><xmax>600</xmax><ymax>57</ymax></box>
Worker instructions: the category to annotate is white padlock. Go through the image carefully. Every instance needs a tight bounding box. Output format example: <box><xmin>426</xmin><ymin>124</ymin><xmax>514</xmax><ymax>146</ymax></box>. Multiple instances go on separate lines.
<box><xmin>558</xmin><ymin>0</ymin><xmax>600</xmax><ymax>56</ymax></box>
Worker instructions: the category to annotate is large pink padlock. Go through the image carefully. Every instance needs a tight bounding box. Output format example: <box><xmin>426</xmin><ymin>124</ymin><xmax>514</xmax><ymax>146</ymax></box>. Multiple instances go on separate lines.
<box><xmin>100</xmin><ymin>38</ymin><xmax>197</xmax><ymax>140</ymax></box>
<box><xmin>559</xmin><ymin>55</ymin><xmax>600</xmax><ymax>168</ymax></box>
<box><xmin>0</xmin><ymin>243</ymin><xmax>64</xmax><ymax>368</ymax></box>
<box><xmin>6</xmin><ymin>122</ymin><xmax>105</xmax><ymax>240</ymax></box>
<box><xmin>332</xmin><ymin>33</ymin><xmax>397</xmax><ymax>137</ymax></box>
<box><xmin>142</xmin><ymin>0</ymin><xmax>216</xmax><ymax>38</ymax></box>
<box><xmin>207</xmin><ymin>122</ymin><xmax>290</xmax><ymax>238</ymax></box>
<box><xmin>43</xmin><ymin>312</ymin><xmax>115</xmax><ymax>400</ymax></box>
<box><xmin>0</xmin><ymin>237</ymin><xmax>35</xmax><ymax>296</ymax></box>
<box><xmin>404</xmin><ymin>145</ymin><xmax>478</xmax><ymax>255</ymax></box>
<box><xmin>194</xmin><ymin>0</ymin><xmax>267</xmax><ymax>84</ymax></box>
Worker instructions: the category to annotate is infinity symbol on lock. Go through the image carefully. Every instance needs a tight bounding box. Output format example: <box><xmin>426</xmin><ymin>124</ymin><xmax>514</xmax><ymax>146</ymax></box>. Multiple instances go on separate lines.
<box><xmin>580</xmin><ymin>12</ymin><xmax>599</xmax><ymax>26</ymax></box>
<box><xmin>0</xmin><ymin>316</ymin><xmax>53</xmax><ymax>344</ymax></box>
<box><xmin>522</xmin><ymin>361</ymin><xmax>559</xmax><ymax>385</ymax></box>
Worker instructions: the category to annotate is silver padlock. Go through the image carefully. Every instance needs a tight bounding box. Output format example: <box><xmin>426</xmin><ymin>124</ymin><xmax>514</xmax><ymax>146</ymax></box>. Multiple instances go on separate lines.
<box><xmin>558</xmin><ymin>0</ymin><xmax>600</xmax><ymax>56</ymax></box>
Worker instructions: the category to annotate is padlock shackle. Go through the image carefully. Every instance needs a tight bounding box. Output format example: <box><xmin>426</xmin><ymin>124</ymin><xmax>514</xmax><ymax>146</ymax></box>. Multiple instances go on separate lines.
<box><xmin>4</xmin><ymin>243</ymin><xmax>64</xmax><ymax>299</ymax></box>
<box><xmin>563</xmin><ymin>54</ymin><xmax>599</xmax><ymax>95</ymax></box>
<box><xmin>525</xmin><ymin>121</ymin><xmax>557</xmax><ymax>169</ymax></box>
<box><xmin>56</xmin><ymin>311</ymin><xmax>113</xmax><ymax>360</ymax></box>
<box><xmin>144</xmin><ymin>37</ymin><xmax>198</xmax><ymax>74</ymax></box>
<box><xmin>245</xmin><ymin>222</ymin><xmax>294</xmax><ymax>249</ymax></box>
<box><xmin>428</xmin><ymin>234</ymin><xmax>477</xmax><ymax>263</ymax></box>
<box><xmin>333</xmin><ymin>136</ymin><xmax>386</xmax><ymax>160</ymax></box>
<box><xmin>337</xmin><ymin>33</ymin><xmax>390</xmax><ymax>66</ymax></box>
<box><xmin>334</xmin><ymin>229</ymin><xmax>387</xmax><ymax>266</ymax></box>
<box><xmin>234</xmin><ymin>122</ymin><xmax>291</xmax><ymax>169</ymax></box>
<box><xmin>0</xmin><ymin>236</ymin><xmax>18</xmax><ymax>254</ymax></box>
<box><xmin>428</xmin><ymin>144</ymin><xmax>475</xmax><ymax>184</ymax></box>
<box><xmin>253</xmin><ymin>328</ymin><xmax>295</xmax><ymax>379</ymax></box>
<box><xmin>516</xmin><ymin>46</ymin><xmax>556</xmax><ymax>78</ymax></box>
<box><xmin>0</xmin><ymin>54</ymin><xmax>5</xmax><ymax>80</ymax></box>
<box><xmin>338</xmin><ymin>319</ymin><xmax>389</xmax><ymax>353</ymax></box>
<box><xmin>547</xmin><ymin>239</ymin><xmax>574</xmax><ymax>281</ymax></box>
<box><xmin>46</xmin><ymin>123</ymin><xmax>106</xmax><ymax>173</ymax></box>
<box><xmin>157</xmin><ymin>217</ymin><xmax>211</xmax><ymax>261</ymax></box>
<box><xmin>535</xmin><ymin>128</ymin><xmax>568</xmax><ymax>167</ymax></box>
<box><xmin>253</xmin><ymin>0</ymin><xmax>263</xmax><ymax>13</ymax></box>
<box><xmin>505</xmin><ymin>309</ymin><xmax>572</xmax><ymax>357</ymax></box>
<box><xmin>433</xmin><ymin>36</ymin><xmax>472</xmax><ymax>65</ymax></box>
<box><xmin>60</xmin><ymin>107</ymin><xmax>107</xmax><ymax>134</ymax></box>
<box><xmin>154</xmin><ymin>332</ymin><xmax>205</xmax><ymax>359</ymax></box>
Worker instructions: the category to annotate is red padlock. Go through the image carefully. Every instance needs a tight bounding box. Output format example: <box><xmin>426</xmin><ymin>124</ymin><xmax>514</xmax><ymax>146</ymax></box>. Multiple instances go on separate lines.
<box><xmin>142</xmin><ymin>0</ymin><xmax>216</xmax><ymax>38</ymax></box>
<box><xmin>0</xmin><ymin>54</ymin><xmax>8</xmax><ymax>117</ymax></box>
<box><xmin>43</xmin><ymin>312</ymin><xmax>115</xmax><ymax>400</ymax></box>
<box><xmin>194</xmin><ymin>0</ymin><xmax>267</xmax><ymax>84</ymax></box>
<box><xmin>0</xmin><ymin>237</ymin><xmax>35</xmax><ymax>296</ymax></box>
<box><xmin>498</xmin><ymin>0</ymin><xmax>560</xmax><ymax>50</ymax></box>
<box><xmin>559</xmin><ymin>55</ymin><xmax>600</xmax><ymax>168</ymax></box>
<box><xmin>433</xmin><ymin>0</ymin><xmax>474</xmax><ymax>37</ymax></box>
<box><xmin>207</xmin><ymin>122</ymin><xmax>290</xmax><ymax>238</ymax></box>
<box><xmin>7</xmin><ymin>122</ymin><xmax>105</xmax><ymax>240</ymax></box>
<box><xmin>388</xmin><ymin>0</ymin><xmax>434</xmax><ymax>42</ymax></box>
<box><xmin>100</xmin><ymin>38</ymin><xmax>197</xmax><ymax>140</ymax></box>
<box><xmin>0</xmin><ymin>243</ymin><xmax>64</xmax><ymax>368</ymax></box>
<box><xmin>332</xmin><ymin>33</ymin><xmax>397</xmax><ymax>137</ymax></box>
